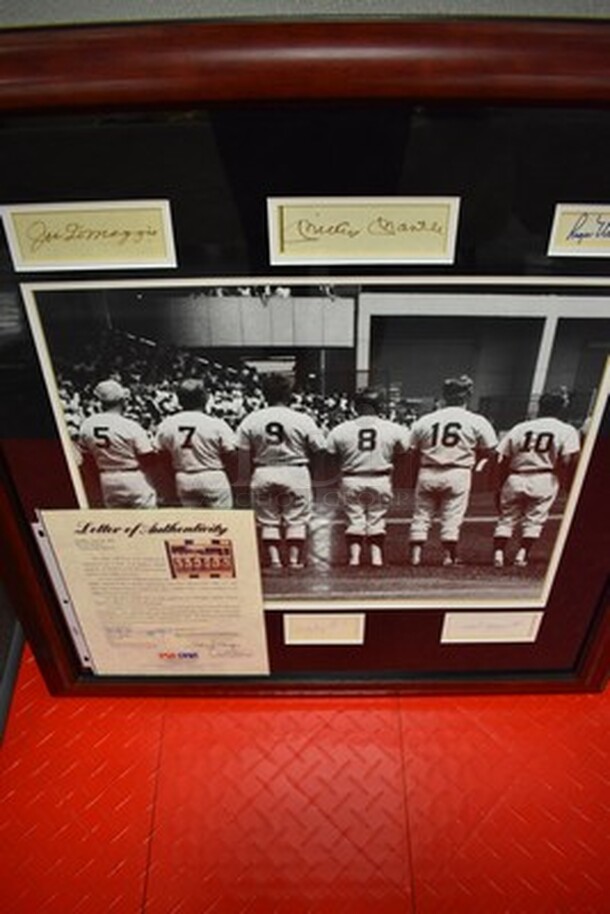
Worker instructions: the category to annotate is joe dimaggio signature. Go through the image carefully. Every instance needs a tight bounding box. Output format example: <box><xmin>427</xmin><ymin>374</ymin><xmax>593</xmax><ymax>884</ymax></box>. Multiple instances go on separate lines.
<box><xmin>25</xmin><ymin>220</ymin><xmax>159</xmax><ymax>253</ymax></box>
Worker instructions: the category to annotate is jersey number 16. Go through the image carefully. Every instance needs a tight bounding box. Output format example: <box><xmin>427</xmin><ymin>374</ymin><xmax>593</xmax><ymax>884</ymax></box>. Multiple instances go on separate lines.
<box><xmin>430</xmin><ymin>421</ymin><xmax>462</xmax><ymax>447</ymax></box>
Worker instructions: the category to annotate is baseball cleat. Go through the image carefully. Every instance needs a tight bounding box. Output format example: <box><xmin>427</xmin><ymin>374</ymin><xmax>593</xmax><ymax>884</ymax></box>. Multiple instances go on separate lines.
<box><xmin>267</xmin><ymin>544</ymin><xmax>283</xmax><ymax>569</ymax></box>
<box><xmin>493</xmin><ymin>550</ymin><xmax>505</xmax><ymax>568</ymax></box>
<box><xmin>410</xmin><ymin>545</ymin><xmax>422</xmax><ymax>566</ymax></box>
<box><xmin>442</xmin><ymin>555</ymin><xmax>462</xmax><ymax>567</ymax></box>
<box><xmin>348</xmin><ymin>543</ymin><xmax>362</xmax><ymax>567</ymax></box>
<box><xmin>370</xmin><ymin>545</ymin><xmax>384</xmax><ymax>568</ymax></box>
<box><xmin>514</xmin><ymin>547</ymin><xmax>528</xmax><ymax>567</ymax></box>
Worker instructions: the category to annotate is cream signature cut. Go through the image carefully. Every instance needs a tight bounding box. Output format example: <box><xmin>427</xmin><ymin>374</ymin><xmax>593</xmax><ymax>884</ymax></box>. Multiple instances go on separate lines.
<box><xmin>268</xmin><ymin>197</ymin><xmax>460</xmax><ymax>265</ymax></box>
<box><xmin>1</xmin><ymin>200</ymin><xmax>177</xmax><ymax>270</ymax></box>
<box><xmin>547</xmin><ymin>204</ymin><xmax>610</xmax><ymax>257</ymax></box>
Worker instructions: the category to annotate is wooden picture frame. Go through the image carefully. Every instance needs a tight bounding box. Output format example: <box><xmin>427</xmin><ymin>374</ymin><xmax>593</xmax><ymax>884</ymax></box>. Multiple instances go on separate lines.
<box><xmin>0</xmin><ymin>18</ymin><xmax>608</xmax><ymax>694</ymax></box>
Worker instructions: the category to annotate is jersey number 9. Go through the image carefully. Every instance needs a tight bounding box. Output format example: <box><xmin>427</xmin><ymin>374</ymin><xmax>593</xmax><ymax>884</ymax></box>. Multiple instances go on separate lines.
<box><xmin>265</xmin><ymin>421</ymin><xmax>285</xmax><ymax>443</ymax></box>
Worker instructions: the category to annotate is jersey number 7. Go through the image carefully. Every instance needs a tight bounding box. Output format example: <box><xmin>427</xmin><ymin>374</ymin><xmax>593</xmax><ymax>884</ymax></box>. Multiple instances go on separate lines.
<box><xmin>179</xmin><ymin>426</ymin><xmax>196</xmax><ymax>448</ymax></box>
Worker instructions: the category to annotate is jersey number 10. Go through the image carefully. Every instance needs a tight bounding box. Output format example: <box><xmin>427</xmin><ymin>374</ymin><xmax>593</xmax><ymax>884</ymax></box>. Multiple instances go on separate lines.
<box><xmin>520</xmin><ymin>431</ymin><xmax>554</xmax><ymax>453</ymax></box>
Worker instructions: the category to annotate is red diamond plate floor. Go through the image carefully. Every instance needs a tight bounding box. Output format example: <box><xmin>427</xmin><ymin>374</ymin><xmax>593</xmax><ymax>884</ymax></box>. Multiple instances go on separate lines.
<box><xmin>0</xmin><ymin>649</ymin><xmax>608</xmax><ymax>914</ymax></box>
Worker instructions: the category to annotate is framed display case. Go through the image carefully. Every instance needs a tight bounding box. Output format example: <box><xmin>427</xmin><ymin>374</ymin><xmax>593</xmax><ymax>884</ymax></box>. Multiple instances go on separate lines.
<box><xmin>0</xmin><ymin>19</ymin><xmax>608</xmax><ymax>694</ymax></box>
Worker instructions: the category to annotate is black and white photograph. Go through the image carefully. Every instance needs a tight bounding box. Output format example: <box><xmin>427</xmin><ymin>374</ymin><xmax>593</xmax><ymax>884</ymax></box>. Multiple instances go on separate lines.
<box><xmin>22</xmin><ymin>279</ymin><xmax>610</xmax><ymax>611</ymax></box>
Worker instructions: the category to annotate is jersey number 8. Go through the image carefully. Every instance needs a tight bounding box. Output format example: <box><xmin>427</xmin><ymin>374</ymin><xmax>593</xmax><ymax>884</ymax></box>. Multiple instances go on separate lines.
<box><xmin>357</xmin><ymin>428</ymin><xmax>378</xmax><ymax>451</ymax></box>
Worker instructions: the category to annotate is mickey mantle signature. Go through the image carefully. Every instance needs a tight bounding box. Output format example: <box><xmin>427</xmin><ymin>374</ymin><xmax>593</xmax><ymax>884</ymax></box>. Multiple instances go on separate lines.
<box><xmin>286</xmin><ymin>213</ymin><xmax>445</xmax><ymax>244</ymax></box>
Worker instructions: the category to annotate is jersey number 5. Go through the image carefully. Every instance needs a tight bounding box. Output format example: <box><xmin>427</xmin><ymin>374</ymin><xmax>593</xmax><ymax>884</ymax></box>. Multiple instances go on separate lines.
<box><xmin>93</xmin><ymin>426</ymin><xmax>111</xmax><ymax>448</ymax></box>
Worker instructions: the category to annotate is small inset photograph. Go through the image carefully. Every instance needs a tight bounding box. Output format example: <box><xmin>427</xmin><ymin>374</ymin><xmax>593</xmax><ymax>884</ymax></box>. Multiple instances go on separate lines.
<box><xmin>165</xmin><ymin>539</ymin><xmax>236</xmax><ymax>580</ymax></box>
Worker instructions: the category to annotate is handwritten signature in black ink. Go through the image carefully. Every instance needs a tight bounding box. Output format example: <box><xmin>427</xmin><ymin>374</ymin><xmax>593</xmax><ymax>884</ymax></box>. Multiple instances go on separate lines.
<box><xmin>286</xmin><ymin>213</ymin><xmax>445</xmax><ymax>244</ymax></box>
<box><xmin>367</xmin><ymin>215</ymin><xmax>444</xmax><ymax>237</ymax></box>
<box><xmin>25</xmin><ymin>220</ymin><xmax>159</xmax><ymax>253</ymax></box>
<box><xmin>565</xmin><ymin>211</ymin><xmax>610</xmax><ymax>245</ymax></box>
<box><xmin>207</xmin><ymin>640</ymin><xmax>249</xmax><ymax>659</ymax></box>
<box><xmin>288</xmin><ymin>218</ymin><xmax>361</xmax><ymax>242</ymax></box>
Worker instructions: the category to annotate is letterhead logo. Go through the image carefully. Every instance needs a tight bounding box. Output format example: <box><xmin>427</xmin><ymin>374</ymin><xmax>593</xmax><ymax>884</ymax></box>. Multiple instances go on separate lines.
<box><xmin>158</xmin><ymin>651</ymin><xmax>199</xmax><ymax>661</ymax></box>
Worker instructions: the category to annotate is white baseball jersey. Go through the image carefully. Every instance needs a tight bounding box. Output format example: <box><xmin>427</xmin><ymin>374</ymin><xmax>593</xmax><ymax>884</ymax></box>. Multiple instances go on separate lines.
<box><xmin>409</xmin><ymin>406</ymin><xmax>497</xmax><ymax>467</ymax></box>
<box><xmin>236</xmin><ymin>405</ymin><xmax>325</xmax><ymax>465</ymax></box>
<box><xmin>325</xmin><ymin>416</ymin><xmax>410</xmax><ymax>474</ymax></box>
<box><xmin>79</xmin><ymin>411</ymin><xmax>154</xmax><ymax>470</ymax></box>
<box><xmin>497</xmin><ymin>416</ymin><xmax>580</xmax><ymax>473</ymax></box>
<box><xmin>79</xmin><ymin>410</ymin><xmax>156</xmax><ymax>508</ymax></box>
<box><xmin>156</xmin><ymin>410</ymin><xmax>236</xmax><ymax>471</ymax></box>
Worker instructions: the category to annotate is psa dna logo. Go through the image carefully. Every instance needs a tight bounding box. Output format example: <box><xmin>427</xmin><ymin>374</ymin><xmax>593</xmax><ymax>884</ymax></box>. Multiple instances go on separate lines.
<box><xmin>158</xmin><ymin>651</ymin><xmax>199</xmax><ymax>661</ymax></box>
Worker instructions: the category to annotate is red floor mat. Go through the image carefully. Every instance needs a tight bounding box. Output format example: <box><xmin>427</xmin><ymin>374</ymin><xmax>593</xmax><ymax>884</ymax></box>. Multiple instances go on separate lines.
<box><xmin>145</xmin><ymin>698</ymin><xmax>411</xmax><ymax>914</ymax></box>
<box><xmin>0</xmin><ymin>649</ymin><xmax>608</xmax><ymax>914</ymax></box>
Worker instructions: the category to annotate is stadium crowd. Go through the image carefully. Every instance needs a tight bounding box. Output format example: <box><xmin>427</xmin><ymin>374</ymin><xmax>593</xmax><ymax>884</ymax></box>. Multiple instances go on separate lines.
<box><xmin>57</xmin><ymin>328</ymin><xmax>362</xmax><ymax>438</ymax></box>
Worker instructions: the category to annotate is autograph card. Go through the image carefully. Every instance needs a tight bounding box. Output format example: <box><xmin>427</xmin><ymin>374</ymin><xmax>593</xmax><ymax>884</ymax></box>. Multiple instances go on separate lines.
<box><xmin>1</xmin><ymin>200</ymin><xmax>177</xmax><ymax>270</ymax></box>
<box><xmin>268</xmin><ymin>196</ymin><xmax>460</xmax><ymax>265</ymax></box>
<box><xmin>547</xmin><ymin>204</ymin><xmax>610</xmax><ymax>257</ymax></box>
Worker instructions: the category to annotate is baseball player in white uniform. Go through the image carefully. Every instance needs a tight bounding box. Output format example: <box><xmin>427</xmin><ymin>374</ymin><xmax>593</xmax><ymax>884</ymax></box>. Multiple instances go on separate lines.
<box><xmin>408</xmin><ymin>375</ymin><xmax>498</xmax><ymax>566</ymax></box>
<box><xmin>78</xmin><ymin>379</ymin><xmax>157</xmax><ymax>508</ymax></box>
<box><xmin>156</xmin><ymin>378</ymin><xmax>237</xmax><ymax>508</ymax></box>
<box><xmin>325</xmin><ymin>388</ymin><xmax>410</xmax><ymax>567</ymax></box>
<box><xmin>236</xmin><ymin>374</ymin><xmax>325</xmax><ymax>569</ymax></box>
<box><xmin>493</xmin><ymin>390</ymin><xmax>580</xmax><ymax>567</ymax></box>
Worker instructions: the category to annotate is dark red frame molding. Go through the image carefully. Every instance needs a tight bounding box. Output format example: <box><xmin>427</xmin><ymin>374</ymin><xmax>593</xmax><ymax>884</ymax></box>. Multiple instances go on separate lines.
<box><xmin>0</xmin><ymin>20</ymin><xmax>609</xmax><ymax>110</ymax></box>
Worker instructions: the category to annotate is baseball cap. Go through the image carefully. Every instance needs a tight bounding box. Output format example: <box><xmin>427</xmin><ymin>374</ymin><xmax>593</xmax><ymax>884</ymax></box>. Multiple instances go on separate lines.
<box><xmin>539</xmin><ymin>389</ymin><xmax>569</xmax><ymax>415</ymax></box>
<box><xmin>443</xmin><ymin>375</ymin><xmax>473</xmax><ymax>399</ymax></box>
<box><xmin>354</xmin><ymin>387</ymin><xmax>384</xmax><ymax>413</ymax></box>
<box><xmin>93</xmin><ymin>379</ymin><xmax>129</xmax><ymax>404</ymax></box>
<box><xmin>262</xmin><ymin>373</ymin><xmax>294</xmax><ymax>402</ymax></box>
<box><xmin>177</xmin><ymin>378</ymin><xmax>206</xmax><ymax>407</ymax></box>
<box><xmin>178</xmin><ymin>378</ymin><xmax>205</xmax><ymax>396</ymax></box>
